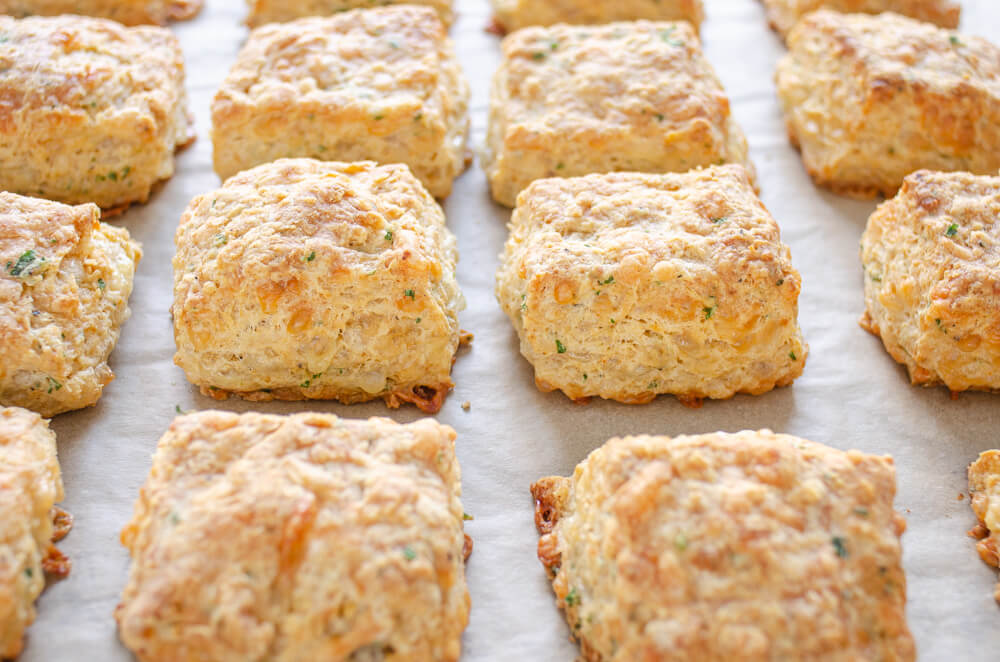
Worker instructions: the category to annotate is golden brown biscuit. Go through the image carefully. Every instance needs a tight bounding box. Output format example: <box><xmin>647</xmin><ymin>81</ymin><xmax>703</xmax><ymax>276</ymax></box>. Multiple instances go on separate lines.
<box><xmin>776</xmin><ymin>11</ymin><xmax>1000</xmax><ymax>199</ymax></box>
<box><xmin>490</xmin><ymin>0</ymin><xmax>703</xmax><ymax>34</ymax></box>
<box><xmin>969</xmin><ymin>450</ymin><xmax>1000</xmax><ymax>602</ymax></box>
<box><xmin>0</xmin><ymin>193</ymin><xmax>141</xmax><ymax>417</ymax></box>
<box><xmin>245</xmin><ymin>0</ymin><xmax>453</xmax><ymax>28</ymax></box>
<box><xmin>760</xmin><ymin>0</ymin><xmax>959</xmax><ymax>39</ymax></box>
<box><xmin>172</xmin><ymin>159</ymin><xmax>464</xmax><ymax>414</ymax></box>
<box><xmin>0</xmin><ymin>0</ymin><xmax>202</xmax><ymax>25</ymax></box>
<box><xmin>0</xmin><ymin>406</ymin><xmax>72</xmax><ymax>660</ymax></box>
<box><xmin>496</xmin><ymin>166</ymin><xmax>806</xmax><ymax>406</ymax></box>
<box><xmin>212</xmin><ymin>7</ymin><xmax>469</xmax><ymax>199</ymax></box>
<box><xmin>532</xmin><ymin>430</ymin><xmax>914</xmax><ymax>662</ymax></box>
<box><xmin>483</xmin><ymin>20</ymin><xmax>754</xmax><ymax>208</ymax></box>
<box><xmin>860</xmin><ymin>170</ymin><xmax>1000</xmax><ymax>393</ymax></box>
<box><xmin>0</xmin><ymin>16</ymin><xmax>193</xmax><ymax>212</ymax></box>
<box><xmin>116</xmin><ymin>410</ymin><xmax>470</xmax><ymax>662</ymax></box>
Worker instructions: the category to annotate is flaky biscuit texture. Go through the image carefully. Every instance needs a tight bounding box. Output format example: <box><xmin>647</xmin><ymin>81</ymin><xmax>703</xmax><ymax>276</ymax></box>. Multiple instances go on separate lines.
<box><xmin>761</xmin><ymin>0</ymin><xmax>959</xmax><ymax>38</ymax></box>
<box><xmin>246</xmin><ymin>0</ymin><xmax>453</xmax><ymax>28</ymax></box>
<box><xmin>490</xmin><ymin>0</ymin><xmax>703</xmax><ymax>33</ymax></box>
<box><xmin>0</xmin><ymin>0</ymin><xmax>202</xmax><ymax>25</ymax></box>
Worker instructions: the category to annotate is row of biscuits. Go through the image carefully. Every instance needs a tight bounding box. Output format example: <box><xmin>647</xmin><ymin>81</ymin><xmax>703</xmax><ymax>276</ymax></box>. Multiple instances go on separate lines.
<box><xmin>6</xmin><ymin>406</ymin><xmax>1000</xmax><ymax>660</ymax></box>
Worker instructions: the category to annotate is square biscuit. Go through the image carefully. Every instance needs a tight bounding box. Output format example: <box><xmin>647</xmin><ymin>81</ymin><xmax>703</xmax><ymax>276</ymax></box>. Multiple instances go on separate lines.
<box><xmin>490</xmin><ymin>0</ymin><xmax>703</xmax><ymax>34</ymax></box>
<box><xmin>482</xmin><ymin>20</ymin><xmax>754</xmax><ymax>208</ymax></box>
<box><xmin>860</xmin><ymin>170</ymin><xmax>1000</xmax><ymax>393</ymax></box>
<box><xmin>495</xmin><ymin>166</ymin><xmax>806</xmax><ymax>406</ymax></box>
<box><xmin>0</xmin><ymin>193</ymin><xmax>142</xmax><ymax>417</ymax></box>
<box><xmin>172</xmin><ymin>159</ymin><xmax>465</xmax><ymax>414</ymax></box>
<box><xmin>212</xmin><ymin>7</ymin><xmax>469</xmax><ymax>199</ymax></box>
<box><xmin>0</xmin><ymin>406</ymin><xmax>71</xmax><ymax>660</ymax></box>
<box><xmin>969</xmin><ymin>450</ymin><xmax>1000</xmax><ymax>602</ymax></box>
<box><xmin>0</xmin><ymin>0</ymin><xmax>202</xmax><ymax>25</ymax></box>
<box><xmin>531</xmin><ymin>430</ymin><xmax>914</xmax><ymax>662</ymax></box>
<box><xmin>776</xmin><ymin>11</ymin><xmax>1000</xmax><ymax>199</ymax></box>
<box><xmin>0</xmin><ymin>16</ymin><xmax>193</xmax><ymax>212</ymax></box>
<box><xmin>116</xmin><ymin>411</ymin><xmax>470</xmax><ymax>662</ymax></box>
<box><xmin>760</xmin><ymin>0</ymin><xmax>959</xmax><ymax>39</ymax></box>
<box><xmin>246</xmin><ymin>0</ymin><xmax>453</xmax><ymax>28</ymax></box>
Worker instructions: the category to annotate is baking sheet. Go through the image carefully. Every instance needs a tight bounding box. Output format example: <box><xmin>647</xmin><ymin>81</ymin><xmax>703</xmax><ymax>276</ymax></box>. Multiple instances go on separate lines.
<box><xmin>19</xmin><ymin>0</ymin><xmax>1000</xmax><ymax>659</ymax></box>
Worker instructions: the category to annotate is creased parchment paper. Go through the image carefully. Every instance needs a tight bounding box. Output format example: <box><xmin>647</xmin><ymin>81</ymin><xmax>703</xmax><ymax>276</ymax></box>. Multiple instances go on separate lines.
<box><xmin>18</xmin><ymin>1</ymin><xmax>1000</xmax><ymax>660</ymax></box>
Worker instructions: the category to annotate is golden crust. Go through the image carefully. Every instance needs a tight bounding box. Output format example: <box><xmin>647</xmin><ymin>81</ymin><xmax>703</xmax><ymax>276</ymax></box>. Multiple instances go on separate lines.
<box><xmin>0</xmin><ymin>406</ymin><xmax>70</xmax><ymax>660</ymax></box>
<box><xmin>969</xmin><ymin>450</ymin><xmax>1000</xmax><ymax>602</ymax></box>
<box><xmin>116</xmin><ymin>410</ymin><xmax>469</xmax><ymax>662</ymax></box>
<box><xmin>776</xmin><ymin>11</ymin><xmax>1000</xmax><ymax>199</ymax></box>
<box><xmin>212</xmin><ymin>8</ymin><xmax>469</xmax><ymax>199</ymax></box>
<box><xmin>245</xmin><ymin>0</ymin><xmax>453</xmax><ymax>28</ymax></box>
<box><xmin>760</xmin><ymin>0</ymin><xmax>959</xmax><ymax>39</ymax></box>
<box><xmin>0</xmin><ymin>16</ymin><xmax>193</xmax><ymax>211</ymax></box>
<box><xmin>496</xmin><ymin>166</ymin><xmax>806</xmax><ymax>405</ymax></box>
<box><xmin>482</xmin><ymin>20</ymin><xmax>754</xmax><ymax>208</ymax></box>
<box><xmin>0</xmin><ymin>0</ymin><xmax>203</xmax><ymax>25</ymax></box>
<box><xmin>0</xmin><ymin>193</ymin><xmax>141</xmax><ymax>417</ymax></box>
<box><xmin>860</xmin><ymin>170</ymin><xmax>1000</xmax><ymax>393</ymax></box>
<box><xmin>490</xmin><ymin>0</ymin><xmax>703</xmax><ymax>33</ymax></box>
<box><xmin>532</xmin><ymin>430</ymin><xmax>914</xmax><ymax>662</ymax></box>
<box><xmin>172</xmin><ymin>159</ymin><xmax>464</xmax><ymax>414</ymax></box>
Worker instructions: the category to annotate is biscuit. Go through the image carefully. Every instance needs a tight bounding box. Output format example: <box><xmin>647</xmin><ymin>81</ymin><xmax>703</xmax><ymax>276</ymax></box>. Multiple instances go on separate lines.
<box><xmin>0</xmin><ymin>193</ymin><xmax>141</xmax><ymax>417</ymax></box>
<box><xmin>496</xmin><ymin>166</ymin><xmax>806</xmax><ymax>406</ymax></box>
<box><xmin>245</xmin><ymin>0</ymin><xmax>453</xmax><ymax>28</ymax></box>
<box><xmin>531</xmin><ymin>430</ymin><xmax>914</xmax><ymax>662</ymax></box>
<box><xmin>0</xmin><ymin>16</ymin><xmax>193</xmax><ymax>212</ymax></box>
<box><xmin>776</xmin><ymin>11</ymin><xmax>1000</xmax><ymax>199</ymax></box>
<box><xmin>172</xmin><ymin>159</ymin><xmax>464</xmax><ymax>414</ymax></box>
<box><xmin>490</xmin><ymin>0</ymin><xmax>703</xmax><ymax>34</ymax></box>
<box><xmin>0</xmin><ymin>406</ymin><xmax>72</xmax><ymax>660</ymax></box>
<box><xmin>0</xmin><ymin>0</ymin><xmax>202</xmax><ymax>25</ymax></box>
<box><xmin>860</xmin><ymin>170</ymin><xmax>1000</xmax><ymax>393</ymax></box>
<box><xmin>760</xmin><ymin>0</ymin><xmax>959</xmax><ymax>39</ymax></box>
<box><xmin>116</xmin><ymin>410</ymin><xmax>470</xmax><ymax>662</ymax></box>
<box><xmin>483</xmin><ymin>20</ymin><xmax>754</xmax><ymax>208</ymax></box>
<box><xmin>969</xmin><ymin>450</ymin><xmax>1000</xmax><ymax>602</ymax></box>
<box><xmin>212</xmin><ymin>7</ymin><xmax>469</xmax><ymax>199</ymax></box>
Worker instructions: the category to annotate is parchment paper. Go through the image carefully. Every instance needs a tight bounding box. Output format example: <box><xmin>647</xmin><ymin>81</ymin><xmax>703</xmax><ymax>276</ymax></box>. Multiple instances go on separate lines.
<box><xmin>19</xmin><ymin>1</ymin><xmax>1000</xmax><ymax>659</ymax></box>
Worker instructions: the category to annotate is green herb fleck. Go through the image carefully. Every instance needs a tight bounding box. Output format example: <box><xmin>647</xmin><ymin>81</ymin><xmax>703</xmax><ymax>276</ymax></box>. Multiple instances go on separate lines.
<box><xmin>853</xmin><ymin>507</ymin><xmax>869</xmax><ymax>517</ymax></box>
<box><xmin>647</xmin><ymin>381</ymin><xmax>658</xmax><ymax>390</ymax></box>
<box><xmin>532</xmin><ymin>52</ymin><xmax>546</xmax><ymax>60</ymax></box>
<box><xmin>660</xmin><ymin>27</ymin><xmax>683</xmax><ymax>46</ymax></box>
<box><xmin>703</xmin><ymin>305</ymin><xmax>715</xmax><ymax>320</ymax></box>
<box><xmin>97</xmin><ymin>278</ymin><xmax>105</xmax><ymax>290</ymax></box>
<box><xmin>405</xmin><ymin>289</ymin><xmax>415</xmax><ymax>299</ymax></box>
<box><xmin>24</xmin><ymin>567</ymin><xmax>33</xmax><ymax>578</ymax></box>
<box><xmin>601</xmin><ymin>275</ymin><xmax>614</xmax><ymax>285</ymax></box>
<box><xmin>415</xmin><ymin>317</ymin><xmax>421</xmax><ymax>323</ymax></box>
<box><xmin>300</xmin><ymin>379</ymin><xmax>312</xmax><ymax>388</ymax></box>
<box><xmin>374</xmin><ymin>114</ymin><xmax>385</xmax><ymax>120</ymax></box>
<box><xmin>655</xmin><ymin>113</ymin><xmax>665</xmax><ymax>121</ymax></box>
<box><xmin>175</xmin><ymin>405</ymin><xmax>183</xmax><ymax>414</ymax></box>
<box><xmin>45</xmin><ymin>376</ymin><xmax>62</xmax><ymax>393</ymax></box>
<box><xmin>214</xmin><ymin>233</ymin><xmax>228</xmax><ymax>247</ymax></box>
<box><xmin>789</xmin><ymin>351</ymin><xmax>797</xmax><ymax>361</ymax></box>
<box><xmin>711</xmin><ymin>216</ymin><xmax>727</xmax><ymax>224</ymax></box>
<box><xmin>317</xmin><ymin>144</ymin><xmax>327</xmax><ymax>152</ymax></box>
<box><xmin>555</xmin><ymin>339</ymin><xmax>567</xmax><ymax>354</ymax></box>
<box><xmin>869</xmin><ymin>272</ymin><xmax>882</xmax><ymax>282</ymax></box>
<box><xmin>384</xmin><ymin>229</ymin><xmax>393</xmax><ymax>242</ymax></box>
<box><xmin>306</xmin><ymin>251</ymin><xmax>316</xmax><ymax>262</ymax></box>
<box><xmin>776</xmin><ymin>278</ymin><xmax>784</xmax><ymax>286</ymax></box>
<box><xmin>555</xmin><ymin>162</ymin><xmax>565</xmax><ymax>170</ymax></box>
<box><xmin>389</xmin><ymin>40</ymin><xmax>400</xmax><ymax>49</ymax></box>
<box><xmin>520</xmin><ymin>294</ymin><xmax>527</xmax><ymax>312</ymax></box>
<box><xmin>413</xmin><ymin>111</ymin><xmax>423</xmax><ymax>121</ymax></box>
<box><xmin>949</xmin><ymin>35</ymin><xmax>963</xmax><ymax>46</ymax></box>
<box><xmin>674</xmin><ymin>533</ymin><xmax>688</xmax><ymax>551</ymax></box>
<box><xmin>403</xmin><ymin>546</ymin><xmax>417</xmax><ymax>561</ymax></box>
<box><xmin>832</xmin><ymin>536</ymin><xmax>849</xmax><ymax>559</ymax></box>
<box><xmin>169</xmin><ymin>512</ymin><xmax>181</xmax><ymax>525</ymax></box>
<box><xmin>463</xmin><ymin>512</ymin><xmax>474</xmax><ymax>521</ymax></box>
<box><xmin>7</xmin><ymin>249</ymin><xmax>45</xmax><ymax>278</ymax></box>
<box><xmin>582</xmin><ymin>373</ymin><xmax>588</xmax><ymax>381</ymax></box>
<box><xmin>945</xmin><ymin>223</ymin><xmax>958</xmax><ymax>237</ymax></box>
<box><xmin>565</xmin><ymin>587</ymin><xmax>579</xmax><ymax>606</ymax></box>
<box><xmin>108</xmin><ymin>170</ymin><xmax>118</xmax><ymax>182</ymax></box>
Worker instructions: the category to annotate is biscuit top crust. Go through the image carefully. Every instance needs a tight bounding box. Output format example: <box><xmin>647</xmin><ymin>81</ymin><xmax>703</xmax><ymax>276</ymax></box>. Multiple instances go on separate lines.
<box><xmin>533</xmin><ymin>430</ymin><xmax>913</xmax><ymax>661</ymax></box>
<box><xmin>217</xmin><ymin>7</ymin><xmax>448</xmax><ymax>118</ymax></box>
<box><xmin>766</xmin><ymin>1</ymin><xmax>960</xmax><ymax>36</ymax></box>
<box><xmin>498</xmin><ymin>20</ymin><xmax>728</xmax><ymax>139</ymax></box>
<box><xmin>510</xmin><ymin>166</ymin><xmax>791</xmax><ymax>288</ymax></box>
<box><xmin>788</xmin><ymin>10</ymin><xmax>1000</xmax><ymax>99</ymax></box>
<box><xmin>117</xmin><ymin>410</ymin><xmax>468</xmax><ymax>662</ymax></box>
<box><xmin>0</xmin><ymin>15</ymin><xmax>184</xmax><ymax>119</ymax></box>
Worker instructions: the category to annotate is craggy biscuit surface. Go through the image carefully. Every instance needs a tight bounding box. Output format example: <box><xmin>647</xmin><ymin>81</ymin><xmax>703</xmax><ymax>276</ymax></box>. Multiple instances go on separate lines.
<box><xmin>776</xmin><ymin>11</ymin><xmax>1000</xmax><ymax>199</ymax></box>
<box><xmin>0</xmin><ymin>407</ymin><xmax>70</xmax><ymax>659</ymax></box>
<box><xmin>760</xmin><ymin>0</ymin><xmax>959</xmax><ymax>39</ymax></box>
<box><xmin>0</xmin><ymin>0</ymin><xmax>202</xmax><ymax>25</ymax></box>
<box><xmin>0</xmin><ymin>193</ymin><xmax>141</xmax><ymax>417</ymax></box>
<box><xmin>172</xmin><ymin>159</ymin><xmax>464</xmax><ymax>413</ymax></box>
<box><xmin>117</xmin><ymin>411</ymin><xmax>470</xmax><ymax>662</ymax></box>
<box><xmin>969</xmin><ymin>450</ymin><xmax>1000</xmax><ymax>602</ymax></box>
<box><xmin>0</xmin><ymin>16</ymin><xmax>193</xmax><ymax>211</ymax></box>
<box><xmin>496</xmin><ymin>166</ymin><xmax>805</xmax><ymax>405</ymax></box>
<box><xmin>245</xmin><ymin>0</ymin><xmax>453</xmax><ymax>28</ymax></box>
<box><xmin>532</xmin><ymin>430</ymin><xmax>914</xmax><ymax>662</ymax></box>
<box><xmin>490</xmin><ymin>0</ymin><xmax>703</xmax><ymax>33</ymax></box>
<box><xmin>212</xmin><ymin>7</ymin><xmax>469</xmax><ymax>199</ymax></box>
<box><xmin>483</xmin><ymin>20</ymin><xmax>753</xmax><ymax>207</ymax></box>
<box><xmin>860</xmin><ymin>170</ymin><xmax>1000</xmax><ymax>392</ymax></box>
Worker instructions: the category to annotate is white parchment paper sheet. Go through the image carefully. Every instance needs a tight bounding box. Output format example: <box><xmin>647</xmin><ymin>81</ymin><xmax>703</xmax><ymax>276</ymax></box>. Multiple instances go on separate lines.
<box><xmin>18</xmin><ymin>0</ymin><xmax>1000</xmax><ymax>659</ymax></box>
